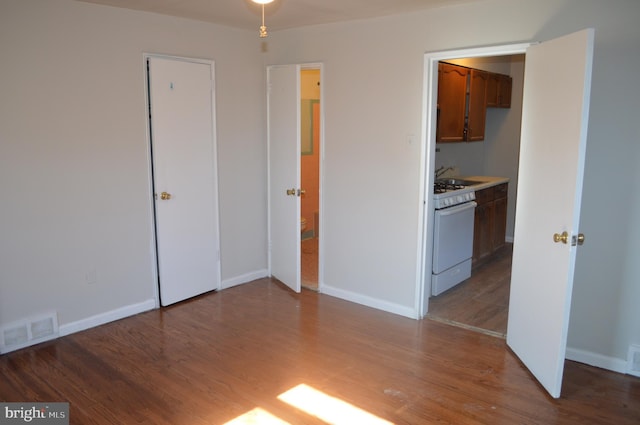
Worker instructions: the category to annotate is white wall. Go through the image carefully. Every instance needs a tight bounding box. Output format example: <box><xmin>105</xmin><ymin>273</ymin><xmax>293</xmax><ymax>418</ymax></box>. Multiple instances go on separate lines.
<box><xmin>0</xmin><ymin>0</ymin><xmax>267</xmax><ymax>331</ymax></box>
<box><xmin>568</xmin><ymin>21</ymin><xmax>640</xmax><ymax>369</ymax></box>
<box><xmin>266</xmin><ymin>0</ymin><xmax>640</xmax><ymax>367</ymax></box>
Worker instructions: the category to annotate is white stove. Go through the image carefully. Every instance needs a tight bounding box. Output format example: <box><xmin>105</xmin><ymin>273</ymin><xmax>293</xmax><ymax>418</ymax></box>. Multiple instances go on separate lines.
<box><xmin>433</xmin><ymin>187</ymin><xmax>476</xmax><ymax>209</ymax></box>
<box><xmin>431</xmin><ymin>180</ymin><xmax>477</xmax><ymax>296</ymax></box>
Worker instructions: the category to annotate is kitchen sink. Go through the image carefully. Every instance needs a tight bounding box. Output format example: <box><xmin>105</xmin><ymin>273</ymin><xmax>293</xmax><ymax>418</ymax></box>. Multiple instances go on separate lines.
<box><xmin>436</xmin><ymin>178</ymin><xmax>482</xmax><ymax>186</ymax></box>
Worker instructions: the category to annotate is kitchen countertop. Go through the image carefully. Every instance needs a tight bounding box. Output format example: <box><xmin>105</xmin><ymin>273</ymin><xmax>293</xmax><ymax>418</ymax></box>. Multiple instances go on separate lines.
<box><xmin>458</xmin><ymin>175</ymin><xmax>509</xmax><ymax>191</ymax></box>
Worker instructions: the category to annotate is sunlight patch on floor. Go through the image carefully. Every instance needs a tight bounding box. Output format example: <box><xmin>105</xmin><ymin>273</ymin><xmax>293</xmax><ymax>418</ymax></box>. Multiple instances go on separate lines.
<box><xmin>224</xmin><ymin>384</ymin><xmax>394</xmax><ymax>425</ymax></box>
<box><xmin>223</xmin><ymin>408</ymin><xmax>291</xmax><ymax>425</ymax></box>
<box><xmin>278</xmin><ymin>384</ymin><xmax>394</xmax><ymax>425</ymax></box>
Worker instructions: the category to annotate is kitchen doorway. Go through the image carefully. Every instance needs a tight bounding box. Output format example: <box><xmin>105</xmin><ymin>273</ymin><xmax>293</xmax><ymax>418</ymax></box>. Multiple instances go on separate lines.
<box><xmin>419</xmin><ymin>31</ymin><xmax>595</xmax><ymax>399</ymax></box>
<box><xmin>420</xmin><ymin>49</ymin><xmax>528</xmax><ymax>335</ymax></box>
<box><xmin>419</xmin><ymin>43</ymin><xmax>529</xmax><ymax>328</ymax></box>
<box><xmin>300</xmin><ymin>67</ymin><xmax>321</xmax><ymax>291</ymax></box>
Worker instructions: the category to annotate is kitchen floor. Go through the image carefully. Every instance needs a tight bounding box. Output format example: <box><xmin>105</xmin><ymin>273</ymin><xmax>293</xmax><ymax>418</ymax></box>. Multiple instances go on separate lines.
<box><xmin>428</xmin><ymin>243</ymin><xmax>513</xmax><ymax>337</ymax></box>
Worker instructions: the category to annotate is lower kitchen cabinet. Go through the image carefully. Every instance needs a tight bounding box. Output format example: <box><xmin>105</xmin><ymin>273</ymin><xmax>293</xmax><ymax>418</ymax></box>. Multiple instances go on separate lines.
<box><xmin>493</xmin><ymin>189</ymin><xmax>508</xmax><ymax>251</ymax></box>
<box><xmin>473</xmin><ymin>183</ymin><xmax>508</xmax><ymax>267</ymax></box>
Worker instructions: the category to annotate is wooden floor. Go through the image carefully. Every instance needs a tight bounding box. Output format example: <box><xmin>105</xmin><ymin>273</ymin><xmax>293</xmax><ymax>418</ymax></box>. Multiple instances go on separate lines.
<box><xmin>1</xmin><ymin>278</ymin><xmax>638</xmax><ymax>424</ymax></box>
<box><xmin>428</xmin><ymin>244</ymin><xmax>513</xmax><ymax>337</ymax></box>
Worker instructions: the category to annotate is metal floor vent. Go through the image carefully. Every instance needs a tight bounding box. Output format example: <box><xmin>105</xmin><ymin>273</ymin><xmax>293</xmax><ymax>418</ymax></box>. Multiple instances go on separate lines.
<box><xmin>628</xmin><ymin>344</ymin><xmax>640</xmax><ymax>378</ymax></box>
<box><xmin>0</xmin><ymin>312</ymin><xmax>59</xmax><ymax>354</ymax></box>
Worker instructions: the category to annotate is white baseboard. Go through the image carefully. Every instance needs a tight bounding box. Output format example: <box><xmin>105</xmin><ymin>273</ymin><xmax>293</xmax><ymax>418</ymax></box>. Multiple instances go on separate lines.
<box><xmin>565</xmin><ymin>346</ymin><xmax>627</xmax><ymax>374</ymax></box>
<box><xmin>59</xmin><ymin>299</ymin><xmax>156</xmax><ymax>337</ymax></box>
<box><xmin>321</xmin><ymin>285</ymin><xmax>418</xmax><ymax>319</ymax></box>
<box><xmin>221</xmin><ymin>269</ymin><xmax>269</xmax><ymax>290</ymax></box>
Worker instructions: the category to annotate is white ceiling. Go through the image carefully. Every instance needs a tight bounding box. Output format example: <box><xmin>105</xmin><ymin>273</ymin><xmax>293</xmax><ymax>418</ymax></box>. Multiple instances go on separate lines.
<box><xmin>76</xmin><ymin>0</ymin><xmax>486</xmax><ymax>32</ymax></box>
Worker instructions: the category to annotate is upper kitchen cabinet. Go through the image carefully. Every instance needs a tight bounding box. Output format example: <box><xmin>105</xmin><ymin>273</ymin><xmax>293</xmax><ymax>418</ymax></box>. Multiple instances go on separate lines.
<box><xmin>437</xmin><ymin>62</ymin><xmax>468</xmax><ymax>142</ymax></box>
<box><xmin>436</xmin><ymin>63</ymin><xmax>488</xmax><ymax>142</ymax></box>
<box><xmin>486</xmin><ymin>72</ymin><xmax>512</xmax><ymax>108</ymax></box>
<box><xmin>467</xmin><ymin>69</ymin><xmax>488</xmax><ymax>141</ymax></box>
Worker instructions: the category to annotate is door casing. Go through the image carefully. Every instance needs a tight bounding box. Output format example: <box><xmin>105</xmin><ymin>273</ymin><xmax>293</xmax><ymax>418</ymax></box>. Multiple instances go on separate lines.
<box><xmin>417</xmin><ymin>43</ymin><xmax>532</xmax><ymax>318</ymax></box>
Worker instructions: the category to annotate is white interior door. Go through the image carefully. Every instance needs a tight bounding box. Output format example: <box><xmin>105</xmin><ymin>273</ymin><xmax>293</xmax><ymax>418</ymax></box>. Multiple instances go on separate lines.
<box><xmin>268</xmin><ymin>65</ymin><xmax>301</xmax><ymax>292</ymax></box>
<box><xmin>148</xmin><ymin>56</ymin><xmax>221</xmax><ymax>306</ymax></box>
<box><xmin>507</xmin><ymin>29</ymin><xmax>594</xmax><ymax>398</ymax></box>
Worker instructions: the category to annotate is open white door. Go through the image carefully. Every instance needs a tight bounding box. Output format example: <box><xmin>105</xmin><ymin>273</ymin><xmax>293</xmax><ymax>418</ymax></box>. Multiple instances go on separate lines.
<box><xmin>267</xmin><ymin>65</ymin><xmax>301</xmax><ymax>292</ymax></box>
<box><xmin>507</xmin><ymin>29</ymin><xmax>594</xmax><ymax>398</ymax></box>
<box><xmin>148</xmin><ymin>56</ymin><xmax>221</xmax><ymax>306</ymax></box>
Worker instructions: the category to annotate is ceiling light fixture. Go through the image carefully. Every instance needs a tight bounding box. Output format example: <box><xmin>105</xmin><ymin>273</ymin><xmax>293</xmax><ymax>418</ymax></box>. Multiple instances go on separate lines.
<box><xmin>252</xmin><ymin>0</ymin><xmax>274</xmax><ymax>38</ymax></box>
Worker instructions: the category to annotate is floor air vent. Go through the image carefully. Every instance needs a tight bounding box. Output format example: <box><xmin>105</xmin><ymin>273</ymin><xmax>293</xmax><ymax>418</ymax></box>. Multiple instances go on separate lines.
<box><xmin>1</xmin><ymin>312</ymin><xmax>58</xmax><ymax>354</ymax></box>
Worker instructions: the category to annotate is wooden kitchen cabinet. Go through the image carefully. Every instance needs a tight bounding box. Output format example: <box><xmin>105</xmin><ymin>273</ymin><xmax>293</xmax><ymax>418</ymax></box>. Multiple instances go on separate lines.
<box><xmin>473</xmin><ymin>183</ymin><xmax>508</xmax><ymax>267</ymax></box>
<box><xmin>437</xmin><ymin>62</ymin><xmax>468</xmax><ymax>142</ymax></box>
<box><xmin>492</xmin><ymin>184</ymin><xmax>508</xmax><ymax>251</ymax></box>
<box><xmin>436</xmin><ymin>62</ymin><xmax>488</xmax><ymax>142</ymax></box>
<box><xmin>473</xmin><ymin>187</ymin><xmax>495</xmax><ymax>264</ymax></box>
<box><xmin>467</xmin><ymin>69</ymin><xmax>488</xmax><ymax>141</ymax></box>
<box><xmin>486</xmin><ymin>72</ymin><xmax>512</xmax><ymax>108</ymax></box>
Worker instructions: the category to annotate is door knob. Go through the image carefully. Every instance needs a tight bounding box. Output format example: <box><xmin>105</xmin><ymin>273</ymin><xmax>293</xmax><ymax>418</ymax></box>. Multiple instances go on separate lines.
<box><xmin>553</xmin><ymin>231</ymin><xmax>568</xmax><ymax>244</ymax></box>
<box><xmin>553</xmin><ymin>231</ymin><xmax>585</xmax><ymax>246</ymax></box>
<box><xmin>160</xmin><ymin>191</ymin><xmax>172</xmax><ymax>200</ymax></box>
<box><xmin>286</xmin><ymin>188</ymin><xmax>296</xmax><ymax>196</ymax></box>
<box><xmin>297</xmin><ymin>189</ymin><xmax>306</xmax><ymax>197</ymax></box>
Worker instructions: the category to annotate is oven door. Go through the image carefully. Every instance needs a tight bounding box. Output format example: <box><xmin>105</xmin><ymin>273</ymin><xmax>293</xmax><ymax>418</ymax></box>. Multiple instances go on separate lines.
<box><xmin>432</xmin><ymin>201</ymin><xmax>477</xmax><ymax>274</ymax></box>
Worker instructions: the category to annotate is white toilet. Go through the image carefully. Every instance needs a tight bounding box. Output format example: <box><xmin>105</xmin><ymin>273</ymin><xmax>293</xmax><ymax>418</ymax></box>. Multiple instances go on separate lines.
<box><xmin>300</xmin><ymin>217</ymin><xmax>307</xmax><ymax>233</ymax></box>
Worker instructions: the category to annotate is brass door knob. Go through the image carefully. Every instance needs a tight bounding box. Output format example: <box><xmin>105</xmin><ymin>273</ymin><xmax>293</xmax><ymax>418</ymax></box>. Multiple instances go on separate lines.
<box><xmin>286</xmin><ymin>188</ymin><xmax>296</xmax><ymax>196</ymax></box>
<box><xmin>160</xmin><ymin>192</ymin><xmax>172</xmax><ymax>200</ymax></box>
<box><xmin>553</xmin><ymin>231</ymin><xmax>585</xmax><ymax>246</ymax></box>
<box><xmin>553</xmin><ymin>231</ymin><xmax>568</xmax><ymax>244</ymax></box>
<box><xmin>297</xmin><ymin>189</ymin><xmax>306</xmax><ymax>197</ymax></box>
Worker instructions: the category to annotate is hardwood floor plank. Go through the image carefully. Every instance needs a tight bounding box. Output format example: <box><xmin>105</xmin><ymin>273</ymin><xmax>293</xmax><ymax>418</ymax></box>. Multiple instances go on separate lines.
<box><xmin>1</xmin><ymin>278</ymin><xmax>638</xmax><ymax>424</ymax></box>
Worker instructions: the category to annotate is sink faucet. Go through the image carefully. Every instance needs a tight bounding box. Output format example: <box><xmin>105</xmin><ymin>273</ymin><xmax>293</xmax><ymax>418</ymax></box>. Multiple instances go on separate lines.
<box><xmin>435</xmin><ymin>166</ymin><xmax>454</xmax><ymax>179</ymax></box>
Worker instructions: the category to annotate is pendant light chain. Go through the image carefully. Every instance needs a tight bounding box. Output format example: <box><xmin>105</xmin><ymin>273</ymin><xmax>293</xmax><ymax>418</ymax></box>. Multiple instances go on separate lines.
<box><xmin>259</xmin><ymin>4</ymin><xmax>267</xmax><ymax>38</ymax></box>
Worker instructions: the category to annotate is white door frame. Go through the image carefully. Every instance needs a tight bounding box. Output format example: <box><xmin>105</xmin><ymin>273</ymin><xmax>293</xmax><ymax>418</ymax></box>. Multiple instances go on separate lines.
<box><xmin>415</xmin><ymin>43</ymin><xmax>532</xmax><ymax>317</ymax></box>
<box><xmin>143</xmin><ymin>53</ymin><xmax>221</xmax><ymax>308</ymax></box>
